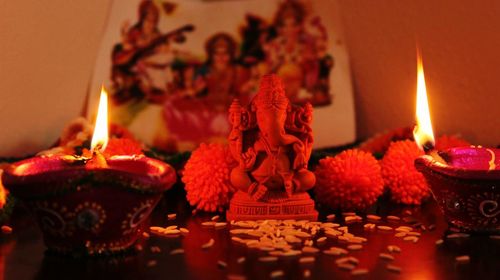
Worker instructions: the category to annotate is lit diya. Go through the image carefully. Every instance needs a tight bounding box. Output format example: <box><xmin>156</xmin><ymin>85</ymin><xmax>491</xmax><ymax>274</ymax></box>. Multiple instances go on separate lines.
<box><xmin>2</xmin><ymin>88</ymin><xmax>176</xmax><ymax>255</ymax></box>
<box><xmin>412</xmin><ymin>53</ymin><xmax>500</xmax><ymax>233</ymax></box>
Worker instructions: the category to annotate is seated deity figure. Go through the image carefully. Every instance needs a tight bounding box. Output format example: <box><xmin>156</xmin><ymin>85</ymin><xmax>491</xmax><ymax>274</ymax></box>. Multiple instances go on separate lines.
<box><xmin>226</xmin><ymin>74</ymin><xmax>317</xmax><ymax>220</ymax></box>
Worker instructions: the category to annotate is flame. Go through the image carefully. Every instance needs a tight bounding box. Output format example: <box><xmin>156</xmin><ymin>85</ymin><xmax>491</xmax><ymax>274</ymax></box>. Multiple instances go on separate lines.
<box><xmin>90</xmin><ymin>86</ymin><xmax>109</xmax><ymax>153</ymax></box>
<box><xmin>413</xmin><ymin>51</ymin><xmax>435</xmax><ymax>151</ymax></box>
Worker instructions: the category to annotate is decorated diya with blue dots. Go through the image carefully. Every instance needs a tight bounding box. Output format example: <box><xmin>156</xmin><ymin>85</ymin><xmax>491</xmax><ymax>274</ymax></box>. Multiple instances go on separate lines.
<box><xmin>1</xmin><ymin>88</ymin><xmax>176</xmax><ymax>256</ymax></box>
<box><xmin>2</xmin><ymin>154</ymin><xmax>175</xmax><ymax>256</ymax></box>
<box><xmin>415</xmin><ymin>146</ymin><xmax>500</xmax><ymax>233</ymax></box>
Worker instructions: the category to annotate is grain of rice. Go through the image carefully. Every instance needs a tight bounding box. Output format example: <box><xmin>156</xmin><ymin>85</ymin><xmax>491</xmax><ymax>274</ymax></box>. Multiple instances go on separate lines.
<box><xmin>316</xmin><ymin>237</ymin><xmax>327</xmax><ymax>243</ymax></box>
<box><xmin>170</xmin><ymin>248</ymin><xmax>185</xmax><ymax>255</ymax></box>
<box><xmin>349</xmin><ymin>237</ymin><xmax>367</xmax><ymax>243</ymax></box>
<box><xmin>164</xmin><ymin>229</ymin><xmax>181</xmax><ymax>235</ymax></box>
<box><xmin>150</xmin><ymin>246</ymin><xmax>161</xmax><ymax>253</ymax></box>
<box><xmin>167</xmin><ymin>213</ymin><xmax>177</xmax><ymax>220</ymax></box>
<box><xmin>367</xmin><ymin>214</ymin><xmax>381</xmax><ymax>221</ymax></box>
<box><xmin>387</xmin><ymin>215</ymin><xmax>401</xmax><ymax>221</ymax></box>
<box><xmin>237</xmin><ymin>257</ymin><xmax>246</xmax><ymax>263</ymax></box>
<box><xmin>202</xmin><ymin>238</ymin><xmax>215</xmax><ymax>249</ymax></box>
<box><xmin>338</xmin><ymin>236</ymin><xmax>350</xmax><ymax>242</ymax></box>
<box><xmin>297</xmin><ymin>231</ymin><xmax>313</xmax><ymax>238</ymax></box>
<box><xmin>395</xmin><ymin>232</ymin><xmax>407</xmax><ymax>238</ymax></box>
<box><xmin>377</xmin><ymin>225</ymin><xmax>393</xmax><ymax>231</ymax></box>
<box><xmin>379</xmin><ymin>253</ymin><xmax>395</xmax><ymax>261</ymax></box>
<box><xmin>142</xmin><ymin>232</ymin><xmax>150</xmax><ymax>239</ymax></box>
<box><xmin>259</xmin><ymin>256</ymin><xmax>278</xmax><ymax>262</ymax></box>
<box><xmin>447</xmin><ymin>233</ymin><xmax>470</xmax><ymax>239</ymax></box>
<box><xmin>403</xmin><ymin>236</ymin><xmax>419</xmax><ymax>243</ymax></box>
<box><xmin>299</xmin><ymin>257</ymin><xmax>315</xmax><ymax>264</ymax></box>
<box><xmin>326</xmin><ymin>214</ymin><xmax>336</xmax><ymax>221</ymax></box>
<box><xmin>428</xmin><ymin>224</ymin><xmax>436</xmax><ymax>231</ymax></box>
<box><xmin>149</xmin><ymin>226</ymin><xmax>164</xmax><ymax>232</ymax></box>
<box><xmin>347</xmin><ymin>244</ymin><xmax>363</xmax><ymax>250</ymax></box>
<box><xmin>303</xmin><ymin>269</ymin><xmax>311</xmax><ymax>278</ymax></box>
<box><xmin>338</xmin><ymin>263</ymin><xmax>356</xmax><ymax>270</ymax></box>
<box><xmin>403</xmin><ymin>210</ymin><xmax>412</xmax><ymax>216</ymax></box>
<box><xmin>363</xmin><ymin>223</ymin><xmax>376</xmax><ymax>230</ymax></box>
<box><xmin>386</xmin><ymin>264</ymin><xmax>402</xmax><ymax>273</ymax></box>
<box><xmin>215</xmin><ymin>222</ymin><xmax>227</xmax><ymax>229</ymax></box>
<box><xmin>489</xmin><ymin>235</ymin><xmax>500</xmax><ymax>240</ymax></box>
<box><xmin>202</xmin><ymin>221</ymin><xmax>216</xmax><ymax>227</ymax></box>
<box><xmin>338</xmin><ymin>226</ymin><xmax>348</xmax><ymax>233</ymax></box>
<box><xmin>345</xmin><ymin>216</ymin><xmax>361</xmax><ymax>223</ymax></box>
<box><xmin>407</xmin><ymin>231</ymin><xmax>421</xmax><ymax>237</ymax></box>
<box><xmin>227</xmin><ymin>274</ymin><xmax>246</xmax><ymax>280</ymax></box>
<box><xmin>180</xmin><ymin>228</ymin><xmax>189</xmax><ymax>234</ymax></box>
<box><xmin>435</xmin><ymin>239</ymin><xmax>444</xmax><ymax>245</ymax></box>
<box><xmin>146</xmin><ymin>260</ymin><xmax>157</xmax><ymax>267</ymax></box>
<box><xmin>231</xmin><ymin>237</ymin><xmax>243</xmax><ymax>243</ymax></box>
<box><xmin>323</xmin><ymin>249</ymin><xmax>342</xmax><ymax>256</ymax></box>
<box><xmin>281</xmin><ymin>250</ymin><xmax>302</xmax><ymax>257</ymax></box>
<box><xmin>217</xmin><ymin>260</ymin><xmax>227</xmax><ymax>269</ymax></box>
<box><xmin>259</xmin><ymin>246</ymin><xmax>275</xmax><ymax>252</ymax></box>
<box><xmin>230</xmin><ymin>229</ymin><xmax>249</xmax><ymax>235</ymax></box>
<box><xmin>351</xmin><ymin>268</ymin><xmax>369</xmax><ymax>276</ymax></box>
<box><xmin>302</xmin><ymin>246</ymin><xmax>320</xmax><ymax>254</ymax></box>
<box><xmin>335</xmin><ymin>257</ymin><xmax>350</xmax><ymax>265</ymax></box>
<box><xmin>270</xmin><ymin>270</ymin><xmax>284</xmax><ymax>278</ymax></box>
<box><xmin>387</xmin><ymin>245</ymin><xmax>401</xmax><ymax>253</ymax></box>
<box><xmin>211</xmin><ymin>215</ymin><xmax>220</xmax><ymax>221</ymax></box>
<box><xmin>342</xmin><ymin>212</ymin><xmax>356</xmax><ymax>216</ymax></box>
<box><xmin>455</xmin><ymin>255</ymin><xmax>470</xmax><ymax>264</ymax></box>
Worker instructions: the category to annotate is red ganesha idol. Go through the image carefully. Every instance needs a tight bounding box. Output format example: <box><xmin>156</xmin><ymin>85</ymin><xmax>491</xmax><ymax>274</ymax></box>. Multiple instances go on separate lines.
<box><xmin>226</xmin><ymin>74</ymin><xmax>318</xmax><ymax>221</ymax></box>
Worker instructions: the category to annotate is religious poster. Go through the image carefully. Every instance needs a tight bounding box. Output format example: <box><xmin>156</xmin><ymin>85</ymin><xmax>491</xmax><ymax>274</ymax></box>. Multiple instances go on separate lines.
<box><xmin>89</xmin><ymin>0</ymin><xmax>355</xmax><ymax>152</ymax></box>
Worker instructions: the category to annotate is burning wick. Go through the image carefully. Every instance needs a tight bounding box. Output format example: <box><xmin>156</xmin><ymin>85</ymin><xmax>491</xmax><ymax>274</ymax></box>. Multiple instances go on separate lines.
<box><xmin>89</xmin><ymin>86</ymin><xmax>110</xmax><ymax>168</ymax></box>
<box><xmin>412</xmin><ymin>50</ymin><xmax>446</xmax><ymax>164</ymax></box>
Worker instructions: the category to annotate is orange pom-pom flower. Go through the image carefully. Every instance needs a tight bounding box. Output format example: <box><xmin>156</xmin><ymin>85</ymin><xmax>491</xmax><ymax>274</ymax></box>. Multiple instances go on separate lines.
<box><xmin>314</xmin><ymin>149</ymin><xmax>384</xmax><ymax>210</ymax></box>
<box><xmin>103</xmin><ymin>138</ymin><xmax>144</xmax><ymax>157</ymax></box>
<box><xmin>381</xmin><ymin>140</ymin><xmax>429</xmax><ymax>205</ymax></box>
<box><xmin>182</xmin><ymin>143</ymin><xmax>237</xmax><ymax>212</ymax></box>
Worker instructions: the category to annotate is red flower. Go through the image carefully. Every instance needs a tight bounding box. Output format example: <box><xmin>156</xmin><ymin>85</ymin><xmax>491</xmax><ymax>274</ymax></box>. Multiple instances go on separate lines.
<box><xmin>103</xmin><ymin>138</ymin><xmax>144</xmax><ymax>157</ymax></box>
<box><xmin>435</xmin><ymin>135</ymin><xmax>470</xmax><ymax>151</ymax></box>
<box><xmin>182</xmin><ymin>143</ymin><xmax>238</xmax><ymax>212</ymax></box>
<box><xmin>314</xmin><ymin>149</ymin><xmax>384</xmax><ymax>210</ymax></box>
<box><xmin>381</xmin><ymin>140</ymin><xmax>428</xmax><ymax>205</ymax></box>
<box><xmin>358</xmin><ymin>127</ymin><xmax>413</xmax><ymax>155</ymax></box>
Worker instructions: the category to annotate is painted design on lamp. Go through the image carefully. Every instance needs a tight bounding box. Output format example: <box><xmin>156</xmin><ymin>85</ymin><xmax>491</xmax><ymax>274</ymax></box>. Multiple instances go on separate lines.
<box><xmin>487</xmin><ymin>148</ymin><xmax>496</xmax><ymax>170</ymax></box>
<box><xmin>30</xmin><ymin>201</ymin><xmax>71</xmax><ymax>237</ymax></box>
<box><xmin>74</xmin><ymin>202</ymin><xmax>106</xmax><ymax>233</ymax></box>
<box><xmin>122</xmin><ymin>200</ymin><xmax>154</xmax><ymax>235</ymax></box>
<box><xmin>467</xmin><ymin>193</ymin><xmax>500</xmax><ymax>221</ymax></box>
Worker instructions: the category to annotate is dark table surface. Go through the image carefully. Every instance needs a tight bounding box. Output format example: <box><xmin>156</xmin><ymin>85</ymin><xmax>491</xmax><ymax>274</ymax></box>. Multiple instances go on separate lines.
<box><xmin>1</xmin><ymin>187</ymin><xmax>499</xmax><ymax>280</ymax></box>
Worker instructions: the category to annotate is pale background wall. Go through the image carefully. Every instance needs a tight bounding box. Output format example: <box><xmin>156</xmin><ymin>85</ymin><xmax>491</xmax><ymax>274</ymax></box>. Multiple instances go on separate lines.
<box><xmin>339</xmin><ymin>0</ymin><xmax>500</xmax><ymax>146</ymax></box>
<box><xmin>0</xmin><ymin>0</ymin><xmax>498</xmax><ymax>156</ymax></box>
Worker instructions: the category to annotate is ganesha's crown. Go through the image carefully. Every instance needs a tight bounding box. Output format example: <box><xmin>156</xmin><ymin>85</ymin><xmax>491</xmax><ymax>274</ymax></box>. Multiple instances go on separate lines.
<box><xmin>253</xmin><ymin>74</ymin><xmax>289</xmax><ymax>111</ymax></box>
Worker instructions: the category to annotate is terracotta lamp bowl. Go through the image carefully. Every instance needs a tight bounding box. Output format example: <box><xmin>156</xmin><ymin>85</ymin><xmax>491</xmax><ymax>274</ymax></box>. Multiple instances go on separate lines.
<box><xmin>2</xmin><ymin>155</ymin><xmax>176</xmax><ymax>256</ymax></box>
<box><xmin>415</xmin><ymin>147</ymin><xmax>500</xmax><ymax>233</ymax></box>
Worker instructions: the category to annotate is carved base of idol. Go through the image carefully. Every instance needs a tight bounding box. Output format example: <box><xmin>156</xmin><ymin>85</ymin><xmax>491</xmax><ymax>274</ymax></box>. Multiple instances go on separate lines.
<box><xmin>226</xmin><ymin>191</ymin><xmax>318</xmax><ymax>221</ymax></box>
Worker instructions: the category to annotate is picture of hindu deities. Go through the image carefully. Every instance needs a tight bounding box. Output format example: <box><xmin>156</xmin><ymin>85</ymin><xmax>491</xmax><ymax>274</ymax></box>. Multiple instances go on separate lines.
<box><xmin>194</xmin><ymin>33</ymin><xmax>249</xmax><ymax>109</ymax></box>
<box><xmin>111</xmin><ymin>0</ymin><xmax>193</xmax><ymax>107</ymax></box>
<box><xmin>111</xmin><ymin>0</ymin><xmax>162</xmax><ymax>104</ymax></box>
<box><xmin>262</xmin><ymin>0</ymin><xmax>333</xmax><ymax>106</ymax></box>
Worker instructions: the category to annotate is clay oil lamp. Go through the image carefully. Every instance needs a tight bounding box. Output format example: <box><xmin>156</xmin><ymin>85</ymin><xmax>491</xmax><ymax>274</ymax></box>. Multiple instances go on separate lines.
<box><xmin>2</xmin><ymin>87</ymin><xmax>176</xmax><ymax>255</ymax></box>
<box><xmin>412</xmin><ymin>54</ymin><xmax>500</xmax><ymax>233</ymax></box>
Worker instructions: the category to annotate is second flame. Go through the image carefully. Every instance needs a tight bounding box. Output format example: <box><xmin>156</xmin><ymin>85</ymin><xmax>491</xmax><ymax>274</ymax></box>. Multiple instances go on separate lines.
<box><xmin>413</xmin><ymin>51</ymin><xmax>435</xmax><ymax>151</ymax></box>
<box><xmin>90</xmin><ymin>86</ymin><xmax>109</xmax><ymax>153</ymax></box>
